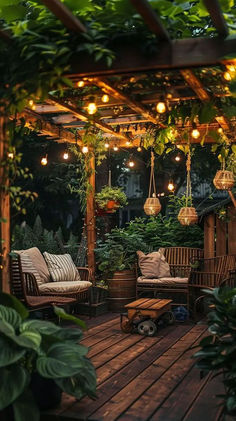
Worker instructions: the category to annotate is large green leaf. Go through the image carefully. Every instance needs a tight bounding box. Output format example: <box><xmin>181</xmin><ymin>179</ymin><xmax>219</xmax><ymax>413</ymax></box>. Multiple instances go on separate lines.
<box><xmin>0</xmin><ymin>293</ymin><xmax>28</xmax><ymax>320</ymax></box>
<box><xmin>0</xmin><ymin>365</ymin><xmax>29</xmax><ymax>410</ymax></box>
<box><xmin>0</xmin><ymin>304</ymin><xmax>21</xmax><ymax>329</ymax></box>
<box><xmin>49</xmin><ymin>342</ymin><xmax>89</xmax><ymax>360</ymax></box>
<box><xmin>20</xmin><ymin>319</ymin><xmax>61</xmax><ymax>336</ymax></box>
<box><xmin>0</xmin><ymin>336</ymin><xmax>25</xmax><ymax>367</ymax></box>
<box><xmin>53</xmin><ymin>327</ymin><xmax>83</xmax><ymax>342</ymax></box>
<box><xmin>13</xmin><ymin>388</ymin><xmax>40</xmax><ymax>421</ymax></box>
<box><xmin>0</xmin><ymin>5</ymin><xmax>26</xmax><ymax>22</ymax></box>
<box><xmin>0</xmin><ymin>319</ymin><xmax>41</xmax><ymax>351</ymax></box>
<box><xmin>53</xmin><ymin>306</ymin><xmax>86</xmax><ymax>330</ymax></box>
<box><xmin>36</xmin><ymin>356</ymin><xmax>81</xmax><ymax>378</ymax></box>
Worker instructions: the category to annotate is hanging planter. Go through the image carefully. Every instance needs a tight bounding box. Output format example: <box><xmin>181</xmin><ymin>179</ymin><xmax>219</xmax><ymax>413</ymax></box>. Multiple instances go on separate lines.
<box><xmin>144</xmin><ymin>151</ymin><xmax>161</xmax><ymax>216</ymax></box>
<box><xmin>177</xmin><ymin>152</ymin><xmax>198</xmax><ymax>226</ymax></box>
<box><xmin>95</xmin><ymin>184</ymin><xmax>127</xmax><ymax>214</ymax></box>
<box><xmin>213</xmin><ymin>170</ymin><xmax>234</xmax><ymax>190</ymax></box>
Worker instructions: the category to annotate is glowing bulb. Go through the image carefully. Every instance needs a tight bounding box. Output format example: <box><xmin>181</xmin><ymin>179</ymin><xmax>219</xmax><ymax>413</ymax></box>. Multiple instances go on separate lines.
<box><xmin>218</xmin><ymin>128</ymin><xmax>223</xmax><ymax>134</ymax></box>
<box><xmin>137</xmin><ymin>146</ymin><xmax>142</xmax><ymax>152</ymax></box>
<box><xmin>156</xmin><ymin>101</ymin><xmax>166</xmax><ymax>113</ymax></box>
<box><xmin>77</xmin><ymin>80</ymin><xmax>85</xmax><ymax>88</ymax></box>
<box><xmin>126</xmin><ymin>141</ymin><xmax>131</xmax><ymax>146</ymax></box>
<box><xmin>8</xmin><ymin>152</ymin><xmax>14</xmax><ymax>159</ymax></box>
<box><xmin>82</xmin><ymin>146</ymin><xmax>89</xmax><ymax>154</ymax></box>
<box><xmin>101</xmin><ymin>94</ymin><xmax>109</xmax><ymax>103</ymax></box>
<box><xmin>41</xmin><ymin>156</ymin><xmax>48</xmax><ymax>166</ymax></box>
<box><xmin>128</xmin><ymin>160</ymin><xmax>135</xmax><ymax>168</ymax></box>
<box><xmin>175</xmin><ymin>155</ymin><xmax>181</xmax><ymax>162</ymax></box>
<box><xmin>191</xmin><ymin>128</ymin><xmax>200</xmax><ymax>139</ymax></box>
<box><xmin>63</xmin><ymin>152</ymin><xmax>69</xmax><ymax>160</ymax></box>
<box><xmin>104</xmin><ymin>142</ymin><xmax>109</xmax><ymax>148</ymax></box>
<box><xmin>28</xmin><ymin>99</ymin><xmax>34</xmax><ymax>107</ymax></box>
<box><xmin>223</xmin><ymin>71</ymin><xmax>232</xmax><ymax>81</ymax></box>
<box><xmin>113</xmin><ymin>145</ymin><xmax>118</xmax><ymax>151</ymax></box>
<box><xmin>168</xmin><ymin>182</ymin><xmax>175</xmax><ymax>191</ymax></box>
<box><xmin>226</xmin><ymin>64</ymin><xmax>236</xmax><ymax>72</ymax></box>
<box><xmin>87</xmin><ymin>102</ymin><xmax>97</xmax><ymax>115</ymax></box>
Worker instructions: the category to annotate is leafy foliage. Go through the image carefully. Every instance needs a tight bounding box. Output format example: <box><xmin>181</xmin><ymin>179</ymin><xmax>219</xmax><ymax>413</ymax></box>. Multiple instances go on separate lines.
<box><xmin>0</xmin><ymin>293</ymin><xmax>96</xmax><ymax>420</ymax></box>
<box><xmin>95</xmin><ymin>186</ymin><xmax>128</xmax><ymax>211</ymax></box>
<box><xmin>194</xmin><ymin>288</ymin><xmax>236</xmax><ymax>415</ymax></box>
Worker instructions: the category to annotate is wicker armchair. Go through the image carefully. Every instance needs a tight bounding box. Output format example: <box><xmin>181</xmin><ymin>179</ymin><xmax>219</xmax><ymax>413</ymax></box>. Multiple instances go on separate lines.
<box><xmin>189</xmin><ymin>254</ymin><xmax>236</xmax><ymax>317</ymax></box>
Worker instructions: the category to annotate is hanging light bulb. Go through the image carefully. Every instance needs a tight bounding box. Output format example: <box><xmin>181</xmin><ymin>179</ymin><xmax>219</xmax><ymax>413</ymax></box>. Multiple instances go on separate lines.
<box><xmin>101</xmin><ymin>94</ymin><xmax>109</xmax><ymax>103</ymax></box>
<box><xmin>217</xmin><ymin>127</ymin><xmax>223</xmax><ymax>134</ymax></box>
<box><xmin>156</xmin><ymin>101</ymin><xmax>166</xmax><ymax>114</ymax></box>
<box><xmin>41</xmin><ymin>155</ymin><xmax>48</xmax><ymax>166</ymax></box>
<box><xmin>126</xmin><ymin>140</ymin><xmax>131</xmax><ymax>146</ymax></box>
<box><xmin>167</xmin><ymin>181</ymin><xmax>175</xmax><ymax>192</ymax></box>
<box><xmin>113</xmin><ymin>145</ymin><xmax>118</xmax><ymax>151</ymax></box>
<box><xmin>82</xmin><ymin>146</ymin><xmax>89</xmax><ymax>154</ymax></box>
<box><xmin>175</xmin><ymin>155</ymin><xmax>181</xmax><ymax>162</ymax></box>
<box><xmin>104</xmin><ymin>142</ymin><xmax>109</xmax><ymax>148</ymax></box>
<box><xmin>63</xmin><ymin>152</ymin><xmax>69</xmax><ymax>160</ymax></box>
<box><xmin>8</xmin><ymin>152</ymin><xmax>14</xmax><ymax>159</ymax></box>
<box><xmin>191</xmin><ymin>123</ymin><xmax>200</xmax><ymax>139</ymax></box>
<box><xmin>77</xmin><ymin>80</ymin><xmax>85</xmax><ymax>88</ymax></box>
<box><xmin>226</xmin><ymin>64</ymin><xmax>236</xmax><ymax>72</ymax></box>
<box><xmin>128</xmin><ymin>157</ymin><xmax>135</xmax><ymax>168</ymax></box>
<box><xmin>28</xmin><ymin>99</ymin><xmax>36</xmax><ymax>110</ymax></box>
<box><xmin>87</xmin><ymin>97</ymin><xmax>97</xmax><ymax>115</ymax></box>
<box><xmin>137</xmin><ymin>146</ymin><xmax>142</xmax><ymax>152</ymax></box>
<box><xmin>223</xmin><ymin>71</ymin><xmax>232</xmax><ymax>81</ymax></box>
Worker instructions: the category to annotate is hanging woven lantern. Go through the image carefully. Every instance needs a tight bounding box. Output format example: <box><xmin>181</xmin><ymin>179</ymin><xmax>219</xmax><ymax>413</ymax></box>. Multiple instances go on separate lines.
<box><xmin>177</xmin><ymin>152</ymin><xmax>198</xmax><ymax>226</ymax></box>
<box><xmin>144</xmin><ymin>194</ymin><xmax>161</xmax><ymax>216</ymax></box>
<box><xmin>144</xmin><ymin>151</ymin><xmax>161</xmax><ymax>216</ymax></box>
<box><xmin>213</xmin><ymin>170</ymin><xmax>234</xmax><ymax>190</ymax></box>
<box><xmin>178</xmin><ymin>207</ymin><xmax>198</xmax><ymax>226</ymax></box>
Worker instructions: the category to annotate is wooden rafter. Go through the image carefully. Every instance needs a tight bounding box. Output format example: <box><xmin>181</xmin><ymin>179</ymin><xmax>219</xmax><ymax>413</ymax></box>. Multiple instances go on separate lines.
<box><xmin>130</xmin><ymin>0</ymin><xmax>170</xmax><ymax>41</ymax></box>
<box><xmin>22</xmin><ymin>109</ymin><xmax>79</xmax><ymax>144</ymax></box>
<box><xmin>89</xmin><ymin>77</ymin><xmax>165</xmax><ymax>127</ymax></box>
<box><xmin>203</xmin><ymin>0</ymin><xmax>229</xmax><ymax>38</ymax></box>
<box><xmin>47</xmin><ymin>96</ymin><xmax>132</xmax><ymax>142</ymax></box>
<box><xmin>180</xmin><ymin>69</ymin><xmax>230</xmax><ymax>130</ymax></box>
<box><xmin>41</xmin><ymin>0</ymin><xmax>86</xmax><ymax>33</ymax></box>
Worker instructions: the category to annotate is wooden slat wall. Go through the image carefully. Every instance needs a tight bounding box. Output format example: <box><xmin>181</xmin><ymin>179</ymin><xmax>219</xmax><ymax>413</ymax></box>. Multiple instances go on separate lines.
<box><xmin>228</xmin><ymin>206</ymin><xmax>236</xmax><ymax>255</ymax></box>
<box><xmin>204</xmin><ymin>214</ymin><xmax>215</xmax><ymax>258</ymax></box>
<box><xmin>216</xmin><ymin>217</ymin><xmax>227</xmax><ymax>256</ymax></box>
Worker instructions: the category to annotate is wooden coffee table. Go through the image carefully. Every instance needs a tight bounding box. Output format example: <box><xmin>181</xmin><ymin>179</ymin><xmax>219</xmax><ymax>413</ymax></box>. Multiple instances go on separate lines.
<box><xmin>120</xmin><ymin>298</ymin><xmax>173</xmax><ymax>335</ymax></box>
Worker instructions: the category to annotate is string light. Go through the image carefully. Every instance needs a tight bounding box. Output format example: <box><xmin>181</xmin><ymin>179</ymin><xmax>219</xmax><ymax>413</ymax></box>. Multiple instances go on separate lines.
<box><xmin>167</xmin><ymin>181</ymin><xmax>175</xmax><ymax>192</ymax></box>
<box><xmin>77</xmin><ymin>80</ymin><xmax>85</xmax><ymax>88</ymax></box>
<box><xmin>156</xmin><ymin>101</ymin><xmax>166</xmax><ymax>114</ymax></box>
<box><xmin>28</xmin><ymin>99</ymin><xmax>35</xmax><ymax>110</ymax></box>
<box><xmin>223</xmin><ymin>71</ymin><xmax>232</xmax><ymax>81</ymax></box>
<box><xmin>104</xmin><ymin>142</ymin><xmax>109</xmax><ymax>148</ymax></box>
<box><xmin>218</xmin><ymin>127</ymin><xmax>223</xmax><ymax>134</ymax></box>
<box><xmin>87</xmin><ymin>98</ymin><xmax>97</xmax><ymax>115</ymax></box>
<box><xmin>128</xmin><ymin>159</ymin><xmax>135</xmax><ymax>168</ymax></box>
<box><xmin>113</xmin><ymin>145</ymin><xmax>119</xmax><ymax>151</ymax></box>
<box><xmin>137</xmin><ymin>146</ymin><xmax>142</xmax><ymax>152</ymax></box>
<box><xmin>8</xmin><ymin>152</ymin><xmax>14</xmax><ymax>159</ymax></box>
<box><xmin>191</xmin><ymin>124</ymin><xmax>200</xmax><ymax>139</ymax></box>
<box><xmin>226</xmin><ymin>64</ymin><xmax>236</xmax><ymax>72</ymax></box>
<box><xmin>101</xmin><ymin>94</ymin><xmax>109</xmax><ymax>103</ymax></box>
<box><xmin>82</xmin><ymin>146</ymin><xmax>89</xmax><ymax>154</ymax></box>
<box><xmin>41</xmin><ymin>155</ymin><xmax>48</xmax><ymax>166</ymax></box>
<box><xmin>126</xmin><ymin>140</ymin><xmax>131</xmax><ymax>146</ymax></box>
<box><xmin>175</xmin><ymin>155</ymin><xmax>181</xmax><ymax>162</ymax></box>
<box><xmin>63</xmin><ymin>152</ymin><xmax>69</xmax><ymax>160</ymax></box>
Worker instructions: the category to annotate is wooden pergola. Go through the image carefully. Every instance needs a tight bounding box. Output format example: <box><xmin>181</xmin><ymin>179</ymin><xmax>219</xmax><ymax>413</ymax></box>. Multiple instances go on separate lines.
<box><xmin>1</xmin><ymin>0</ymin><xmax>236</xmax><ymax>292</ymax></box>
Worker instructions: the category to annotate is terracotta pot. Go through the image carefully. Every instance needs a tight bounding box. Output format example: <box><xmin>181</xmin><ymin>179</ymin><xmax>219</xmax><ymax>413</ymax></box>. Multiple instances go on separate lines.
<box><xmin>106</xmin><ymin>200</ymin><xmax>119</xmax><ymax>212</ymax></box>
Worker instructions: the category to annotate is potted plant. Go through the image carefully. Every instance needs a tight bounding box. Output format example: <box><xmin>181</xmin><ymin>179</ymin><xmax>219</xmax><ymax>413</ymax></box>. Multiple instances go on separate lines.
<box><xmin>95</xmin><ymin>228</ymin><xmax>148</xmax><ymax>311</ymax></box>
<box><xmin>0</xmin><ymin>293</ymin><xmax>96</xmax><ymax>421</ymax></box>
<box><xmin>95</xmin><ymin>186</ymin><xmax>127</xmax><ymax>214</ymax></box>
<box><xmin>194</xmin><ymin>287</ymin><xmax>236</xmax><ymax>416</ymax></box>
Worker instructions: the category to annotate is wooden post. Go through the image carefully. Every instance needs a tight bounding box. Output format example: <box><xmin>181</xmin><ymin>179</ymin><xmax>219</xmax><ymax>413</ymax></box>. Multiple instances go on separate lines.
<box><xmin>228</xmin><ymin>205</ymin><xmax>236</xmax><ymax>255</ymax></box>
<box><xmin>0</xmin><ymin>113</ymin><xmax>10</xmax><ymax>292</ymax></box>
<box><xmin>86</xmin><ymin>153</ymin><xmax>96</xmax><ymax>281</ymax></box>
<box><xmin>204</xmin><ymin>214</ymin><xmax>215</xmax><ymax>258</ymax></box>
<box><xmin>215</xmin><ymin>216</ymin><xmax>226</xmax><ymax>256</ymax></box>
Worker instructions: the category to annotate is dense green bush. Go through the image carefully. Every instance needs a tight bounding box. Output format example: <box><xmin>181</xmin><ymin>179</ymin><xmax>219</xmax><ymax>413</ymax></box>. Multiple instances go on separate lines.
<box><xmin>12</xmin><ymin>215</ymin><xmax>79</xmax><ymax>262</ymax></box>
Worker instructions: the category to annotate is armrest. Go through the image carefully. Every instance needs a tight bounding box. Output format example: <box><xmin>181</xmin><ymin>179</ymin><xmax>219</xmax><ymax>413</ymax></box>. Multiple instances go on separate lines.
<box><xmin>77</xmin><ymin>267</ymin><xmax>92</xmax><ymax>282</ymax></box>
<box><xmin>23</xmin><ymin>272</ymin><xmax>40</xmax><ymax>296</ymax></box>
<box><xmin>189</xmin><ymin>271</ymin><xmax>222</xmax><ymax>287</ymax></box>
<box><xmin>169</xmin><ymin>264</ymin><xmax>191</xmax><ymax>278</ymax></box>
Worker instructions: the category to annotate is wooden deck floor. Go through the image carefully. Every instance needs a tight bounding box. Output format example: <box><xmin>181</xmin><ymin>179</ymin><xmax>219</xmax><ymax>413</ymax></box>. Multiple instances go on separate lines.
<box><xmin>43</xmin><ymin>313</ymin><xmax>224</xmax><ymax>421</ymax></box>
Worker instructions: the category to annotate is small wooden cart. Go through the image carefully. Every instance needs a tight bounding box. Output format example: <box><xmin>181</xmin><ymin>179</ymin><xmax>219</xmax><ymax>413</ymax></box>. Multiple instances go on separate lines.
<box><xmin>120</xmin><ymin>298</ymin><xmax>174</xmax><ymax>336</ymax></box>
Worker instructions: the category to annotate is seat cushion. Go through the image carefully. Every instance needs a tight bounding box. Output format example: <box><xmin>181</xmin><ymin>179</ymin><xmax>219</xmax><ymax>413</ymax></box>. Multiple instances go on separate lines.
<box><xmin>39</xmin><ymin>281</ymin><xmax>92</xmax><ymax>294</ymax></box>
<box><xmin>43</xmin><ymin>252</ymin><xmax>81</xmax><ymax>282</ymax></box>
<box><xmin>137</xmin><ymin>276</ymin><xmax>188</xmax><ymax>285</ymax></box>
<box><xmin>14</xmin><ymin>247</ymin><xmax>50</xmax><ymax>285</ymax></box>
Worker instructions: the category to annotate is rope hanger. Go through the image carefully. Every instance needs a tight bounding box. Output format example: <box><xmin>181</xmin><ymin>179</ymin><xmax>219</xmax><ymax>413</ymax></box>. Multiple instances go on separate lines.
<box><xmin>148</xmin><ymin>150</ymin><xmax>157</xmax><ymax>198</ymax></box>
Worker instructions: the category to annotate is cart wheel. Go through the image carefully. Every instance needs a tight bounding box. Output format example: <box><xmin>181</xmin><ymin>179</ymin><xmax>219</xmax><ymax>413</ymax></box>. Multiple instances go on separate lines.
<box><xmin>121</xmin><ymin>319</ymin><xmax>133</xmax><ymax>333</ymax></box>
<box><xmin>137</xmin><ymin>320</ymin><xmax>157</xmax><ymax>336</ymax></box>
<box><xmin>160</xmin><ymin>311</ymin><xmax>175</xmax><ymax>325</ymax></box>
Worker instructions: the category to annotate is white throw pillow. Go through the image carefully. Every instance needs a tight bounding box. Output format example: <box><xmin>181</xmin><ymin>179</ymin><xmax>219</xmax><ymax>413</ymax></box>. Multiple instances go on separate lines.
<box><xmin>158</xmin><ymin>248</ymin><xmax>171</xmax><ymax>277</ymax></box>
<box><xmin>43</xmin><ymin>252</ymin><xmax>81</xmax><ymax>282</ymax></box>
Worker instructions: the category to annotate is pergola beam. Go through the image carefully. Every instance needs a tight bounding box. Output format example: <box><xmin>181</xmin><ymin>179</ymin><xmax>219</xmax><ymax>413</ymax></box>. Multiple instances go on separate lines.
<box><xmin>180</xmin><ymin>69</ymin><xmax>230</xmax><ymax>130</ymax></box>
<box><xmin>41</xmin><ymin>0</ymin><xmax>86</xmax><ymax>33</ymax></box>
<box><xmin>129</xmin><ymin>0</ymin><xmax>170</xmax><ymax>41</ymax></box>
<box><xmin>47</xmin><ymin>96</ymin><xmax>132</xmax><ymax>142</ymax></box>
<box><xmin>203</xmin><ymin>0</ymin><xmax>229</xmax><ymax>38</ymax></box>
<box><xmin>89</xmin><ymin>77</ymin><xmax>165</xmax><ymax>127</ymax></box>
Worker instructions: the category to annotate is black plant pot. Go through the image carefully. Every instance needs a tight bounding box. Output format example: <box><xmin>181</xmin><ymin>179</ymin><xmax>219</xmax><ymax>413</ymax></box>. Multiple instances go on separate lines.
<box><xmin>30</xmin><ymin>373</ymin><xmax>62</xmax><ymax>410</ymax></box>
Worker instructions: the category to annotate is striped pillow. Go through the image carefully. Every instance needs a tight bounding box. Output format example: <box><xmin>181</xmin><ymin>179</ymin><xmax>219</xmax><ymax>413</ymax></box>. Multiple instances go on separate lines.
<box><xmin>14</xmin><ymin>252</ymin><xmax>43</xmax><ymax>287</ymax></box>
<box><xmin>43</xmin><ymin>252</ymin><xmax>81</xmax><ymax>282</ymax></box>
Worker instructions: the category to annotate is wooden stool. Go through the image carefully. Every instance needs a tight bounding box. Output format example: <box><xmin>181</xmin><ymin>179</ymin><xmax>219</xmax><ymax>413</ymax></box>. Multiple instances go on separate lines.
<box><xmin>120</xmin><ymin>298</ymin><xmax>173</xmax><ymax>336</ymax></box>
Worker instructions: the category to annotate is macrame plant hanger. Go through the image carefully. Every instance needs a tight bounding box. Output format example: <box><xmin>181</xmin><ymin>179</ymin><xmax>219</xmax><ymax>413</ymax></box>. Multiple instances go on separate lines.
<box><xmin>177</xmin><ymin>151</ymin><xmax>198</xmax><ymax>226</ymax></box>
<box><xmin>144</xmin><ymin>150</ymin><xmax>161</xmax><ymax>216</ymax></box>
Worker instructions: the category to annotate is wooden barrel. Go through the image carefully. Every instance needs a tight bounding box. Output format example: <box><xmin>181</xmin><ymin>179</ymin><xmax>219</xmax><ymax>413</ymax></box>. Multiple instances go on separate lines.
<box><xmin>107</xmin><ymin>269</ymin><xmax>136</xmax><ymax>312</ymax></box>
